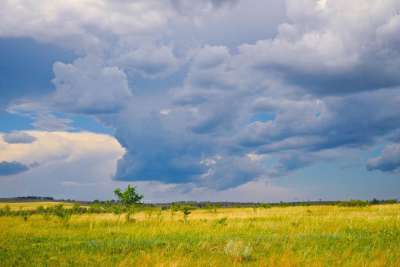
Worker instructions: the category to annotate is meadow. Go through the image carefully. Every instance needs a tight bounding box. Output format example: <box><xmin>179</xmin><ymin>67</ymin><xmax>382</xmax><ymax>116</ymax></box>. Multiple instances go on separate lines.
<box><xmin>0</xmin><ymin>202</ymin><xmax>399</xmax><ymax>266</ymax></box>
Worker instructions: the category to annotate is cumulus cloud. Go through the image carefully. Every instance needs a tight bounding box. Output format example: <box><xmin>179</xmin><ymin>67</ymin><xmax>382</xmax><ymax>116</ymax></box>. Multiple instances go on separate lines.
<box><xmin>0</xmin><ymin>38</ymin><xmax>75</xmax><ymax>110</ymax></box>
<box><xmin>0</xmin><ymin>0</ymin><xmax>173</xmax><ymax>53</ymax></box>
<box><xmin>192</xmin><ymin>45</ymin><xmax>230</xmax><ymax>69</ymax></box>
<box><xmin>0</xmin><ymin>161</ymin><xmax>29</xmax><ymax>176</ymax></box>
<box><xmin>239</xmin><ymin>86</ymin><xmax>400</xmax><ymax>153</ymax></box>
<box><xmin>239</xmin><ymin>0</ymin><xmax>400</xmax><ymax>95</ymax></box>
<box><xmin>367</xmin><ymin>144</ymin><xmax>400</xmax><ymax>173</ymax></box>
<box><xmin>0</xmin><ymin>131</ymin><xmax>124</xmax><ymax>168</ymax></box>
<box><xmin>113</xmin><ymin>45</ymin><xmax>181</xmax><ymax>79</ymax></box>
<box><xmin>0</xmin><ymin>131</ymin><xmax>126</xmax><ymax>198</ymax></box>
<box><xmin>52</xmin><ymin>56</ymin><xmax>133</xmax><ymax>114</ymax></box>
<box><xmin>3</xmin><ymin>132</ymin><xmax>36</xmax><ymax>144</ymax></box>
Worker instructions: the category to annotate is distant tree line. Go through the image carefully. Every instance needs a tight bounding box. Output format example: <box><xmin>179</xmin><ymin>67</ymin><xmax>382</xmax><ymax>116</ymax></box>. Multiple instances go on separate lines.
<box><xmin>0</xmin><ymin>198</ymin><xmax>398</xmax><ymax>218</ymax></box>
<box><xmin>0</xmin><ymin>184</ymin><xmax>398</xmax><ymax>221</ymax></box>
<box><xmin>0</xmin><ymin>196</ymin><xmax>54</xmax><ymax>202</ymax></box>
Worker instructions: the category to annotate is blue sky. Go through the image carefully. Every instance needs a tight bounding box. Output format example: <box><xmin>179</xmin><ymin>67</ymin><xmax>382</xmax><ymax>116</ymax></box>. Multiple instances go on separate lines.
<box><xmin>0</xmin><ymin>0</ymin><xmax>399</xmax><ymax>202</ymax></box>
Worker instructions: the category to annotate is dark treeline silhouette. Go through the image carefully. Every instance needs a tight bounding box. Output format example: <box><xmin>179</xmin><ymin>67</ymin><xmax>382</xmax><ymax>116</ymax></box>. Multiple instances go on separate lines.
<box><xmin>0</xmin><ymin>196</ymin><xmax>55</xmax><ymax>202</ymax></box>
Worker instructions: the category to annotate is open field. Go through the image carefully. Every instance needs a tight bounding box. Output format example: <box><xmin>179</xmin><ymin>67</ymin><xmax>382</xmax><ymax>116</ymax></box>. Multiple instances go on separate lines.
<box><xmin>1</xmin><ymin>203</ymin><xmax>400</xmax><ymax>266</ymax></box>
<box><xmin>0</xmin><ymin>201</ymin><xmax>78</xmax><ymax>211</ymax></box>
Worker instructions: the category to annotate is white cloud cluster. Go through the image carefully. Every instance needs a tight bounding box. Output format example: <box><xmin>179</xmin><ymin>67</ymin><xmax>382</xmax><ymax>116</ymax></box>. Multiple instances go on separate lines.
<box><xmin>0</xmin><ymin>0</ymin><xmax>173</xmax><ymax>53</ymax></box>
<box><xmin>112</xmin><ymin>45</ymin><xmax>181</xmax><ymax>79</ymax></box>
<box><xmin>52</xmin><ymin>56</ymin><xmax>132</xmax><ymax>114</ymax></box>
<box><xmin>239</xmin><ymin>0</ymin><xmax>400</xmax><ymax>94</ymax></box>
<box><xmin>0</xmin><ymin>131</ymin><xmax>124</xmax><ymax>167</ymax></box>
<box><xmin>0</xmin><ymin>131</ymin><xmax>125</xmax><ymax>199</ymax></box>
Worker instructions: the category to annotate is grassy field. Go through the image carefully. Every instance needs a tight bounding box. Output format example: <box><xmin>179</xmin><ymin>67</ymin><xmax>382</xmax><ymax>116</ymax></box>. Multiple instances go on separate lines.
<box><xmin>0</xmin><ymin>201</ymin><xmax>77</xmax><ymax>210</ymax></box>
<box><xmin>0</xmin><ymin>203</ymin><xmax>399</xmax><ymax>266</ymax></box>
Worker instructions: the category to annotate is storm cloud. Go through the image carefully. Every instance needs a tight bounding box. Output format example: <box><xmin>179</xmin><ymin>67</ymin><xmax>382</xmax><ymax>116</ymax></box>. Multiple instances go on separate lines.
<box><xmin>3</xmin><ymin>132</ymin><xmax>36</xmax><ymax>144</ymax></box>
<box><xmin>367</xmin><ymin>144</ymin><xmax>400</xmax><ymax>173</ymax></box>
<box><xmin>0</xmin><ymin>0</ymin><xmax>399</xmax><ymax>193</ymax></box>
<box><xmin>0</xmin><ymin>161</ymin><xmax>29</xmax><ymax>176</ymax></box>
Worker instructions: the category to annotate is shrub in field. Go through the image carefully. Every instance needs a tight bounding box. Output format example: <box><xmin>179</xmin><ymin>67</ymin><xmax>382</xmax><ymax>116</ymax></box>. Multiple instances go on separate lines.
<box><xmin>383</xmin><ymin>199</ymin><xmax>398</xmax><ymax>204</ymax></box>
<box><xmin>337</xmin><ymin>200</ymin><xmax>369</xmax><ymax>207</ymax></box>
<box><xmin>52</xmin><ymin>204</ymin><xmax>71</xmax><ymax>225</ymax></box>
<box><xmin>260</xmin><ymin>203</ymin><xmax>272</xmax><ymax>209</ymax></box>
<box><xmin>181</xmin><ymin>206</ymin><xmax>192</xmax><ymax>223</ymax></box>
<box><xmin>0</xmin><ymin>205</ymin><xmax>11</xmax><ymax>216</ymax></box>
<box><xmin>169</xmin><ymin>204</ymin><xmax>179</xmax><ymax>218</ymax></box>
<box><xmin>72</xmin><ymin>203</ymin><xmax>87</xmax><ymax>214</ymax></box>
<box><xmin>370</xmin><ymin>198</ymin><xmax>398</xmax><ymax>205</ymax></box>
<box><xmin>216</xmin><ymin>217</ymin><xmax>228</xmax><ymax>226</ymax></box>
<box><xmin>20</xmin><ymin>210</ymin><xmax>31</xmax><ymax>222</ymax></box>
<box><xmin>36</xmin><ymin>205</ymin><xmax>45</xmax><ymax>213</ymax></box>
<box><xmin>88</xmin><ymin>204</ymin><xmax>104</xmax><ymax>214</ymax></box>
<box><xmin>224</xmin><ymin>240</ymin><xmax>252</xmax><ymax>261</ymax></box>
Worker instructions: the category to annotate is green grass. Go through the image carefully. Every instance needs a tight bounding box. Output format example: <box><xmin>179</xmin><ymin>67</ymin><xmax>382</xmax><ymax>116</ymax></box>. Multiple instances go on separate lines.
<box><xmin>0</xmin><ymin>204</ymin><xmax>399</xmax><ymax>266</ymax></box>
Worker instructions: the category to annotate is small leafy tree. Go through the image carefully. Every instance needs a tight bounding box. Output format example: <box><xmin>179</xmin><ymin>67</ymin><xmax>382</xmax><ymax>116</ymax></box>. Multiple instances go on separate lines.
<box><xmin>114</xmin><ymin>185</ymin><xmax>143</xmax><ymax>223</ymax></box>
<box><xmin>114</xmin><ymin>185</ymin><xmax>143</xmax><ymax>206</ymax></box>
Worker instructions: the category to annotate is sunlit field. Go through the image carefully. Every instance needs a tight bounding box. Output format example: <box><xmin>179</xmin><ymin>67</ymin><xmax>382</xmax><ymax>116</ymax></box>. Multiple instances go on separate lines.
<box><xmin>0</xmin><ymin>202</ymin><xmax>77</xmax><ymax>210</ymax></box>
<box><xmin>0</xmin><ymin>203</ymin><xmax>399</xmax><ymax>266</ymax></box>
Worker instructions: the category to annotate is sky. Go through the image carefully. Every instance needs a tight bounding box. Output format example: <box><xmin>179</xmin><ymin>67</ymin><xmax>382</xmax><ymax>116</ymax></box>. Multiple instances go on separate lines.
<box><xmin>0</xmin><ymin>0</ymin><xmax>399</xmax><ymax>202</ymax></box>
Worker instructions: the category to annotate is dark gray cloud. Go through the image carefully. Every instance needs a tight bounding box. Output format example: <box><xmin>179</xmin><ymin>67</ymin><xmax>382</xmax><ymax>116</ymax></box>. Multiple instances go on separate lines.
<box><xmin>0</xmin><ymin>161</ymin><xmax>29</xmax><ymax>176</ymax></box>
<box><xmin>194</xmin><ymin>155</ymin><xmax>264</xmax><ymax>190</ymax></box>
<box><xmin>367</xmin><ymin>144</ymin><xmax>400</xmax><ymax>173</ymax></box>
<box><xmin>239</xmin><ymin>88</ymin><xmax>400</xmax><ymax>153</ymax></box>
<box><xmin>111</xmin><ymin>101</ymin><xmax>212</xmax><ymax>184</ymax></box>
<box><xmin>2</xmin><ymin>132</ymin><xmax>36</xmax><ymax>144</ymax></box>
<box><xmin>106</xmin><ymin>85</ymin><xmax>264</xmax><ymax>189</ymax></box>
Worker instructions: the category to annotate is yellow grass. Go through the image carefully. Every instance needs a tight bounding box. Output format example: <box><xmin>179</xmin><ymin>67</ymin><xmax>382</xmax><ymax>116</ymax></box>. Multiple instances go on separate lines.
<box><xmin>0</xmin><ymin>201</ymin><xmax>77</xmax><ymax>210</ymax></box>
<box><xmin>0</xmin><ymin>203</ymin><xmax>399</xmax><ymax>266</ymax></box>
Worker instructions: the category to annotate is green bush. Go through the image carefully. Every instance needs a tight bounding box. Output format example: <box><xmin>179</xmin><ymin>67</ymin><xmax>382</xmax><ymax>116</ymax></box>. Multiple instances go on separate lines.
<box><xmin>337</xmin><ymin>200</ymin><xmax>369</xmax><ymax>207</ymax></box>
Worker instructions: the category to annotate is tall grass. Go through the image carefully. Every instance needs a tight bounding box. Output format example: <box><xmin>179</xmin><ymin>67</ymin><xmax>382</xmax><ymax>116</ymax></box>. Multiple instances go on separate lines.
<box><xmin>0</xmin><ymin>204</ymin><xmax>399</xmax><ymax>266</ymax></box>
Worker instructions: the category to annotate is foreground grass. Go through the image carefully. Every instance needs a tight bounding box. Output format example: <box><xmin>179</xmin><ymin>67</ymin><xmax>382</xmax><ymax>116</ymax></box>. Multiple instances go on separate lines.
<box><xmin>0</xmin><ymin>204</ymin><xmax>399</xmax><ymax>266</ymax></box>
